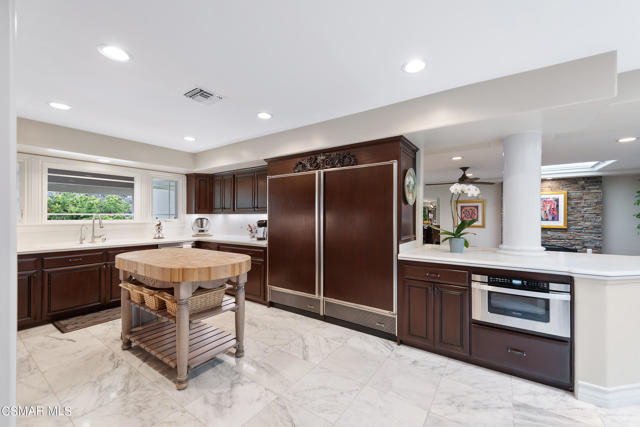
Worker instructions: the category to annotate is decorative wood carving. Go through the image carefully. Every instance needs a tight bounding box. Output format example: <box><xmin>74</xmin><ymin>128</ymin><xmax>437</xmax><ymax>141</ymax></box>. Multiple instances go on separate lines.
<box><xmin>293</xmin><ymin>152</ymin><xmax>357</xmax><ymax>172</ymax></box>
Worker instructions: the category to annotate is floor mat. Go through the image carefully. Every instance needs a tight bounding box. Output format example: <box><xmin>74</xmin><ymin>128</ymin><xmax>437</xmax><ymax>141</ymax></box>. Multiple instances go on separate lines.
<box><xmin>53</xmin><ymin>307</ymin><xmax>120</xmax><ymax>333</ymax></box>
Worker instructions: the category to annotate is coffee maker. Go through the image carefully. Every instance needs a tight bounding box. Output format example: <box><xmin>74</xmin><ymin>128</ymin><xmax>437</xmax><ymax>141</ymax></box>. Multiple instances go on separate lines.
<box><xmin>256</xmin><ymin>220</ymin><xmax>267</xmax><ymax>240</ymax></box>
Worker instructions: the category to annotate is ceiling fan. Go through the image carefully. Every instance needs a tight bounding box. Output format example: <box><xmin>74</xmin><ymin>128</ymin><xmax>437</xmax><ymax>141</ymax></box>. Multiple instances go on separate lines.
<box><xmin>425</xmin><ymin>167</ymin><xmax>495</xmax><ymax>186</ymax></box>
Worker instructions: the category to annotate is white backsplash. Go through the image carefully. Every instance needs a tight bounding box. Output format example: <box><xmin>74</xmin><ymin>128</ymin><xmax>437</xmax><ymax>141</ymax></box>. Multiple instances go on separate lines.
<box><xmin>17</xmin><ymin>213</ymin><xmax>267</xmax><ymax>249</ymax></box>
<box><xmin>184</xmin><ymin>213</ymin><xmax>267</xmax><ymax>237</ymax></box>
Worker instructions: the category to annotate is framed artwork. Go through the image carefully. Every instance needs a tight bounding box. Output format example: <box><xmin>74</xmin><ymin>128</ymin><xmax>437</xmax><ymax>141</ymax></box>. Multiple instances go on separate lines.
<box><xmin>455</xmin><ymin>200</ymin><xmax>485</xmax><ymax>228</ymax></box>
<box><xmin>541</xmin><ymin>191</ymin><xmax>568</xmax><ymax>229</ymax></box>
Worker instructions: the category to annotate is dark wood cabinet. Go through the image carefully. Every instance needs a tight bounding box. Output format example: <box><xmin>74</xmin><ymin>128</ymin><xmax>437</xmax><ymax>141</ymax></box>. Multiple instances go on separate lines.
<box><xmin>17</xmin><ymin>266</ymin><xmax>41</xmax><ymax>330</ymax></box>
<box><xmin>192</xmin><ymin>166</ymin><xmax>268</xmax><ymax>214</ymax></box>
<box><xmin>17</xmin><ymin>244</ymin><xmax>159</xmax><ymax>329</ymax></box>
<box><xmin>471</xmin><ymin>323</ymin><xmax>571</xmax><ymax>389</ymax></box>
<box><xmin>434</xmin><ymin>283</ymin><xmax>469</xmax><ymax>356</ymax></box>
<box><xmin>187</xmin><ymin>174</ymin><xmax>213</xmax><ymax>214</ymax></box>
<box><xmin>398</xmin><ymin>262</ymin><xmax>470</xmax><ymax>357</ymax></box>
<box><xmin>400</xmin><ymin>279</ymin><xmax>435</xmax><ymax>348</ymax></box>
<box><xmin>197</xmin><ymin>242</ymin><xmax>267</xmax><ymax>304</ymax></box>
<box><xmin>43</xmin><ymin>263</ymin><xmax>105</xmax><ymax>319</ymax></box>
<box><xmin>255</xmin><ymin>169</ymin><xmax>267</xmax><ymax>211</ymax></box>
<box><xmin>221</xmin><ymin>174</ymin><xmax>234</xmax><ymax>212</ymax></box>
<box><xmin>234</xmin><ymin>171</ymin><xmax>255</xmax><ymax>212</ymax></box>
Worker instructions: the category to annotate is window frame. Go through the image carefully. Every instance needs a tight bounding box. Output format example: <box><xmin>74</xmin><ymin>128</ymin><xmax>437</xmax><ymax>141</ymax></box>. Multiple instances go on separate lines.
<box><xmin>24</xmin><ymin>155</ymin><xmax>187</xmax><ymax>225</ymax></box>
<box><xmin>149</xmin><ymin>173</ymin><xmax>185</xmax><ymax>222</ymax></box>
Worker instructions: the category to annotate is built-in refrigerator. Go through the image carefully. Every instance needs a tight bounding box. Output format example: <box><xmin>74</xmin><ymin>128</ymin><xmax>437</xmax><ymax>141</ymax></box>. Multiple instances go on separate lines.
<box><xmin>267</xmin><ymin>161</ymin><xmax>398</xmax><ymax>335</ymax></box>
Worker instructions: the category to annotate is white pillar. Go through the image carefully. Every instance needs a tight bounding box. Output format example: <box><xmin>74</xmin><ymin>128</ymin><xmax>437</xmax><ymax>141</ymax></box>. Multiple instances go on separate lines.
<box><xmin>0</xmin><ymin>0</ymin><xmax>17</xmax><ymax>422</ymax></box>
<box><xmin>498</xmin><ymin>131</ymin><xmax>545</xmax><ymax>255</ymax></box>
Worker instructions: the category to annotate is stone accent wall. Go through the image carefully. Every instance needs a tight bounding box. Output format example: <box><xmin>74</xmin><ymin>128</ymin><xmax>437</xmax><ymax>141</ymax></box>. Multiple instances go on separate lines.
<box><xmin>541</xmin><ymin>176</ymin><xmax>603</xmax><ymax>252</ymax></box>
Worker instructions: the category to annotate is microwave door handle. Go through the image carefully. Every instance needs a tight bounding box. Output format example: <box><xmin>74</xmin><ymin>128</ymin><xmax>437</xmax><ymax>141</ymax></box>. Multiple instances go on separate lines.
<box><xmin>471</xmin><ymin>283</ymin><xmax>571</xmax><ymax>301</ymax></box>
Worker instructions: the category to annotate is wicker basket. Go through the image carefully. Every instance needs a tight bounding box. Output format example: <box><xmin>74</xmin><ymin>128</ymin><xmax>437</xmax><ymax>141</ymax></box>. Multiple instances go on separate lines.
<box><xmin>141</xmin><ymin>287</ymin><xmax>166</xmax><ymax>311</ymax></box>
<box><xmin>157</xmin><ymin>287</ymin><xmax>226</xmax><ymax>316</ymax></box>
<box><xmin>119</xmin><ymin>282</ymin><xmax>145</xmax><ymax>304</ymax></box>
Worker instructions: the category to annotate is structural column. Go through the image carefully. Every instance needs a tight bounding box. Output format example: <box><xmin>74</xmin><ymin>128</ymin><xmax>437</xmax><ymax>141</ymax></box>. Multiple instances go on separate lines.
<box><xmin>498</xmin><ymin>131</ymin><xmax>545</xmax><ymax>255</ymax></box>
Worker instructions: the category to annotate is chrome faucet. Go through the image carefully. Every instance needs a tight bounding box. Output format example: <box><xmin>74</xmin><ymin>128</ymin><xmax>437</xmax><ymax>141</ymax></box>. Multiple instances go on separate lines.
<box><xmin>79</xmin><ymin>224</ymin><xmax>88</xmax><ymax>244</ymax></box>
<box><xmin>90</xmin><ymin>214</ymin><xmax>106</xmax><ymax>243</ymax></box>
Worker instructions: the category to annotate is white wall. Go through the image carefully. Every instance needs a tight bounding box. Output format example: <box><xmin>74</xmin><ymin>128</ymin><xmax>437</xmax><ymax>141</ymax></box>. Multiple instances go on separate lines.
<box><xmin>1</xmin><ymin>0</ymin><xmax>17</xmax><ymax>423</ymax></box>
<box><xmin>423</xmin><ymin>183</ymin><xmax>502</xmax><ymax>248</ymax></box>
<box><xmin>602</xmin><ymin>174</ymin><xmax>640</xmax><ymax>255</ymax></box>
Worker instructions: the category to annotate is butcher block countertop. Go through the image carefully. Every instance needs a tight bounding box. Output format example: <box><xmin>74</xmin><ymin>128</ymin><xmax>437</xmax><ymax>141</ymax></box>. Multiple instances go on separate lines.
<box><xmin>115</xmin><ymin>248</ymin><xmax>251</xmax><ymax>282</ymax></box>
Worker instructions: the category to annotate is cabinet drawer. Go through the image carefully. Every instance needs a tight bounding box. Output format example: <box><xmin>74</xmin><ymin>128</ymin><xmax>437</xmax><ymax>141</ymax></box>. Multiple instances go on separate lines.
<box><xmin>18</xmin><ymin>256</ymin><xmax>39</xmax><ymax>272</ymax></box>
<box><xmin>107</xmin><ymin>245</ymin><xmax>157</xmax><ymax>261</ymax></box>
<box><xmin>43</xmin><ymin>252</ymin><xmax>105</xmax><ymax>268</ymax></box>
<box><xmin>197</xmin><ymin>241</ymin><xmax>219</xmax><ymax>251</ymax></box>
<box><xmin>471</xmin><ymin>324</ymin><xmax>571</xmax><ymax>388</ymax></box>
<box><xmin>401</xmin><ymin>263</ymin><xmax>468</xmax><ymax>286</ymax></box>
<box><xmin>217</xmin><ymin>244</ymin><xmax>265</xmax><ymax>260</ymax></box>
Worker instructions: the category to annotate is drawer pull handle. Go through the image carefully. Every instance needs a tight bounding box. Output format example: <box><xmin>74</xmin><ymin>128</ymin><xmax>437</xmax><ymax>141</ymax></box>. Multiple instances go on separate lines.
<box><xmin>375</xmin><ymin>322</ymin><xmax>385</xmax><ymax>327</ymax></box>
<box><xmin>68</xmin><ymin>257</ymin><xmax>83</xmax><ymax>262</ymax></box>
<box><xmin>507</xmin><ymin>347</ymin><xmax>527</xmax><ymax>357</ymax></box>
<box><xmin>427</xmin><ymin>273</ymin><xmax>441</xmax><ymax>279</ymax></box>
<box><xmin>306</xmin><ymin>304</ymin><xmax>315</xmax><ymax>309</ymax></box>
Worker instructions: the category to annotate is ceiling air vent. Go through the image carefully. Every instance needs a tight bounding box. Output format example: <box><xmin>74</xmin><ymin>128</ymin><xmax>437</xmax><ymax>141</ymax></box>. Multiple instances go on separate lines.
<box><xmin>183</xmin><ymin>87</ymin><xmax>223</xmax><ymax>105</ymax></box>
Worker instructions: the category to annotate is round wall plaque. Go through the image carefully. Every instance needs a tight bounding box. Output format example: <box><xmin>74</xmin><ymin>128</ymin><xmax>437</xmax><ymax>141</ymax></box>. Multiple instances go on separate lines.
<box><xmin>404</xmin><ymin>168</ymin><xmax>417</xmax><ymax>206</ymax></box>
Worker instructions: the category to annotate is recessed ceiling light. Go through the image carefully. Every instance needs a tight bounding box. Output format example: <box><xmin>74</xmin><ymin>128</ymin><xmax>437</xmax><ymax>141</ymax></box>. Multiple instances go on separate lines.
<box><xmin>48</xmin><ymin>102</ymin><xmax>71</xmax><ymax>110</ymax></box>
<box><xmin>451</xmin><ymin>156</ymin><xmax>463</xmax><ymax>161</ymax></box>
<box><xmin>257</xmin><ymin>112</ymin><xmax>272</xmax><ymax>120</ymax></box>
<box><xmin>97</xmin><ymin>45</ymin><xmax>131</xmax><ymax>62</ymax></box>
<box><xmin>402</xmin><ymin>59</ymin><xmax>426</xmax><ymax>74</ymax></box>
<box><xmin>184</xmin><ymin>136</ymin><xmax>196</xmax><ymax>142</ymax></box>
<box><xmin>617</xmin><ymin>136</ymin><xmax>638</xmax><ymax>143</ymax></box>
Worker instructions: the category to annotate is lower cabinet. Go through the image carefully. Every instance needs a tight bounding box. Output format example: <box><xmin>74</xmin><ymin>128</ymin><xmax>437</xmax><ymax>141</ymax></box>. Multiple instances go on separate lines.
<box><xmin>43</xmin><ymin>263</ymin><xmax>105</xmax><ymax>320</ymax></box>
<box><xmin>196</xmin><ymin>242</ymin><xmax>267</xmax><ymax>304</ymax></box>
<box><xmin>398</xmin><ymin>263</ymin><xmax>470</xmax><ymax>357</ymax></box>
<box><xmin>17</xmin><ymin>269</ymin><xmax>41</xmax><ymax>329</ymax></box>
<box><xmin>17</xmin><ymin>244</ymin><xmax>158</xmax><ymax>329</ymax></box>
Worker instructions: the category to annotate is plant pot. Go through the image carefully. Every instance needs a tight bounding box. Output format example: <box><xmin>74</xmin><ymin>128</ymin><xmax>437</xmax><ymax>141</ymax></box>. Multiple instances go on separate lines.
<box><xmin>449</xmin><ymin>238</ymin><xmax>465</xmax><ymax>253</ymax></box>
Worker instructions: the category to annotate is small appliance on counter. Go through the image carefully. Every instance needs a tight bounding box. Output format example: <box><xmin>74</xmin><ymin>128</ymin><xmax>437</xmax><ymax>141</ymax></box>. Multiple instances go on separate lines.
<box><xmin>192</xmin><ymin>217</ymin><xmax>212</xmax><ymax>237</ymax></box>
<box><xmin>256</xmin><ymin>220</ymin><xmax>267</xmax><ymax>240</ymax></box>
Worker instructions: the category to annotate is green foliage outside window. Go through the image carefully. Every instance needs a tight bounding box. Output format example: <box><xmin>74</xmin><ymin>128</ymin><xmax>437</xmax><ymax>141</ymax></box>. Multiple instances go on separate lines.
<box><xmin>47</xmin><ymin>192</ymin><xmax>133</xmax><ymax>220</ymax></box>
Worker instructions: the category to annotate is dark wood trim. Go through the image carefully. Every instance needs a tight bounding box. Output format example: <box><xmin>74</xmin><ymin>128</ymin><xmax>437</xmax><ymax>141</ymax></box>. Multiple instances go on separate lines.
<box><xmin>265</xmin><ymin>135</ymin><xmax>418</xmax><ymax>163</ymax></box>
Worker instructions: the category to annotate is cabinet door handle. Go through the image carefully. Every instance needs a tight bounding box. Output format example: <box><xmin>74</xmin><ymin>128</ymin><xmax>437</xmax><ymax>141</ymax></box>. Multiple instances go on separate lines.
<box><xmin>507</xmin><ymin>347</ymin><xmax>527</xmax><ymax>357</ymax></box>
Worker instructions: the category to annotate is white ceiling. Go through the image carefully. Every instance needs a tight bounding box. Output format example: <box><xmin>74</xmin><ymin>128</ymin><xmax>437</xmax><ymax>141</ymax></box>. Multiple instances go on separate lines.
<box><xmin>15</xmin><ymin>0</ymin><xmax>640</xmax><ymax>153</ymax></box>
<box><xmin>417</xmin><ymin>72</ymin><xmax>640</xmax><ymax>184</ymax></box>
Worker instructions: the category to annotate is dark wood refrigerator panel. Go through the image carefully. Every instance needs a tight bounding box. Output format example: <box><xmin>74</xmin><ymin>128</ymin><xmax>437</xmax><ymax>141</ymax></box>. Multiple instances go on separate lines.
<box><xmin>268</xmin><ymin>173</ymin><xmax>317</xmax><ymax>295</ymax></box>
<box><xmin>323</xmin><ymin>164</ymin><xmax>395</xmax><ymax>311</ymax></box>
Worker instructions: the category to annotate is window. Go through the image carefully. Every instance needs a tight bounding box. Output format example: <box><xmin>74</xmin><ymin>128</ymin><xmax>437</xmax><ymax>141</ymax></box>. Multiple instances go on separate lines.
<box><xmin>17</xmin><ymin>161</ymin><xmax>24</xmax><ymax>223</ymax></box>
<box><xmin>152</xmin><ymin>178</ymin><xmax>178</xmax><ymax>219</ymax></box>
<box><xmin>47</xmin><ymin>168</ymin><xmax>134</xmax><ymax>220</ymax></box>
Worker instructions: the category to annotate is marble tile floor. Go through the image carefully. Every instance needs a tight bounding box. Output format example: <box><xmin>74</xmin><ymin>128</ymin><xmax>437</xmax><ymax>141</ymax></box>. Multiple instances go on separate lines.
<box><xmin>15</xmin><ymin>301</ymin><xmax>640</xmax><ymax>427</ymax></box>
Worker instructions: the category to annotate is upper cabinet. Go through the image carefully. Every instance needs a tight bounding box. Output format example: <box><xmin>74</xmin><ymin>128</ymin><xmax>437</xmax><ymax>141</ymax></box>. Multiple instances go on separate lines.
<box><xmin>188</xmin><ymin>167</ymin><xmax>267</xmax><ymax>214</ymax></box>
<box><xmin>186</xmin><ymin>174</ymin><xmax>213</xmax><ymax>214</ymax></box>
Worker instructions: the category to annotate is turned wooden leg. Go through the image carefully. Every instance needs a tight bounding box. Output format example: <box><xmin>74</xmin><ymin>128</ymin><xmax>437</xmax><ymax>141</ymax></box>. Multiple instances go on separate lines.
<box><xmin>235</xmin><ymin>273</ymin><xmax>247</xmax><ymax>358</ymax></box>
<box><xmin>175</xmin><ymin>298</ymin><xmax>189</xmax><ymax>390</ymax></box>
<box><xmin>120</xmin><ymin>271</ymin><xmax>132</xmax><ymax>350</ymax></box>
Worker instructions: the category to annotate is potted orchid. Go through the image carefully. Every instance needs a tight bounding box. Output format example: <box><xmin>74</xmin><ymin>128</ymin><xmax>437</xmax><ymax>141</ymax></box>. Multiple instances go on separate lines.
<box><xmin>430</xmin><ymin>183</ymin><xmax>481</xmax><ymax>253</ymax></box>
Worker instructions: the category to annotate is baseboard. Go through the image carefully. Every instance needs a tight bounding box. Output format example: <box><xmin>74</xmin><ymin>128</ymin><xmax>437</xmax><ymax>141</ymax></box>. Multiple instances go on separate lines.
<box><xmin>576</xmin><ymin>381</ymin><xmax>640</xmax><ymax>408</ymax></box>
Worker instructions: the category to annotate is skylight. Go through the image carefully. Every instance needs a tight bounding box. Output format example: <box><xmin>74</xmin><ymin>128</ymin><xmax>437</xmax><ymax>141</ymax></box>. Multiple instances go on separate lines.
<box><xmin>541</xmin><ymin>160</ymin><xmax>616</xmax><ymax>178</ymax></box>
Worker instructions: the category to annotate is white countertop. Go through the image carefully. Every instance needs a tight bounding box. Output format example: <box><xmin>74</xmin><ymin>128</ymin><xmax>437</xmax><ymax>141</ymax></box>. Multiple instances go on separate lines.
<box><xmin>398</xmin><ymin>245</ymin><xmax>640</xmax><ymax>279</ymax></box>
<box><xmin>17</xmin><ymin>234</ymin><xmax>267</xmax><ymax>255</ymax></box>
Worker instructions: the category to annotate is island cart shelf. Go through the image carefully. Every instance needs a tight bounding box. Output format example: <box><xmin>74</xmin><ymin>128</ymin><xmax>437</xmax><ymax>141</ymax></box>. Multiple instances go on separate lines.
<box><xmin>115</xmin><ymin>248</ymin><xmax>251</xmax><ymax>390</ymax></box>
